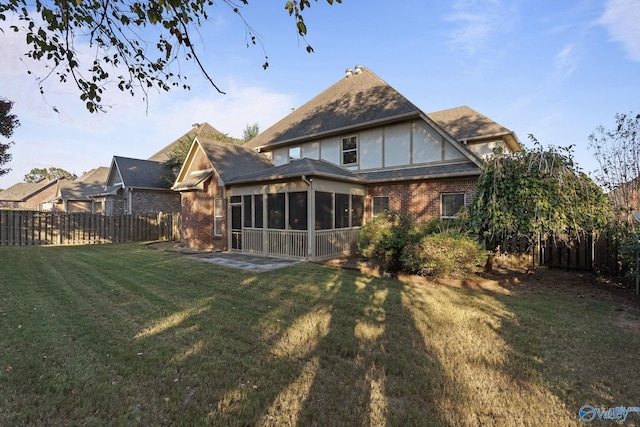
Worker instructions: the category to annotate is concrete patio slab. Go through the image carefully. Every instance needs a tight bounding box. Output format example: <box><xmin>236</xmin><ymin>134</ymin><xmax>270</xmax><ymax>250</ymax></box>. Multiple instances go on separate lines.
<box><xmin>187</xmin><ymin>252</ymin><xmax>301</xmax><ymax>272</ymax></box>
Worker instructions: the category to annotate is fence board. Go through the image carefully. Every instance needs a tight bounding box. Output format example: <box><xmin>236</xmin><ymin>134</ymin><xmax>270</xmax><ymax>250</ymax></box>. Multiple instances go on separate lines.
<box><xmin>0</xmin><ymin>211</ymin><xmax>181</xmax><ymax>246</ymax></box>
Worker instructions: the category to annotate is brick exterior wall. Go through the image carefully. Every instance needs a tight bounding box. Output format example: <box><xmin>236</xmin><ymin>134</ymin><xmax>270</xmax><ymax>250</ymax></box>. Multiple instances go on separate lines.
<box><xmin>179</xmin><ymin>151</ymin><xmax>227</xmax><ymax>250</ymax></box>
<box><xmin>129</xmin><ymin>190</ymin><xmax>181</xmax><ymax>215</ymax></box>
<box><xmin>365</xmin><ymin>177</ymin><xmax>478</xmax><ymax>223</ymax></box>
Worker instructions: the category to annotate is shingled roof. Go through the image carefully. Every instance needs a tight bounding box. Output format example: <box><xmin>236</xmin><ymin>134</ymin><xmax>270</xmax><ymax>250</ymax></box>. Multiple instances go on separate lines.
<box><xmin>111</xmin><ymin>157</ymin><xmax>172</xmax><ymax>189</ymax></box>
<box><xmin>173</xmin><ymin>136</ymin><xmax>274</xmax><ymax>191</ymax></box>
<box><xmin>147</xmin><ymin>122</ymin><xmax>232</xmax><ymax>162</ymax></box>
<box><xmin>53</xmin><ymin>167</ymin><xmax>109</xmax><ymax>201</ymax></box>
<box><xmin>427</xmin><ymin>106</ymin><xmax>521</xmax><ymax>151</ymax></box>
<box><xmin>0</xmin><ymin>179</ymin><xmax>58</xmax><ymax>201</ymax></box>
<box><xmin>226</xmin><ymin>158</ymin><xmax>362</xmax><ymax>185</ymax></box>
<box><xmin>246</xmin><ymin>66</ymin><xmax>422</xmax><ymax>150</ymax></box>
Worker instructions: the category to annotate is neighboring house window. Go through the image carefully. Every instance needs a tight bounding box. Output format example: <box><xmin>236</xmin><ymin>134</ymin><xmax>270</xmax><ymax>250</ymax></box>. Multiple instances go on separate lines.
<box><xmin>372</xmin><ymin>196</ymin><xmax>390</xmax><ymax>217</ymax></box>
<box><xmin>289</xmin><ymin>146</ymin><xmax>301</xmax><ymax>162</ymax></box>
<box><xmin>214</xmin><ymin>198</ymin><xmax>223</xmax><ymax>236</ymax></box>
<box><xmin>342</xmin><ymin>136</ymin><xmax>358</xmax><ymax>165</ymax></box>
<box><xmin>441</xmin><ymin>193</ymin><xmax>465</xmax><ymax>220</ymax></box>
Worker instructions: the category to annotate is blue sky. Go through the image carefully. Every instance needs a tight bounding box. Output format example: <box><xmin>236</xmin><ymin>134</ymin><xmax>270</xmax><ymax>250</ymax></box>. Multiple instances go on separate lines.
<box><xmin>0</xmin><ymin>0</ymin><xmax>639</xmax><ymax>189</ymax></box>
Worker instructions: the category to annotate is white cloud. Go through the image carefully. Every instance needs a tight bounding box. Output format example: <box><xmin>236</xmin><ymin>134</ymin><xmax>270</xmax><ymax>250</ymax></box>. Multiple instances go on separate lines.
<box><xmin>600</xmin><ymin>0</ymin><xmax>640</xmax><ymax>61</ymax></box>
<box><xmin>444</xmin><ymin>0</ymin><xmax>518</xmax><ymax>54</ymax></box>
<box><xmin>555</xmin><ymin>44</ymin><xmax>578</xmax><ymax>78</ymax></box>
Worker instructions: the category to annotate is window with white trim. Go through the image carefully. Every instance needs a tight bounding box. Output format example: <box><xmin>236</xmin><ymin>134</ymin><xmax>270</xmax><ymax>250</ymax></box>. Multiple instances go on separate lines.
<box><xmin>214</xmin><ymin>198</ymin><xmax>223</xmax><ymax>236</ymax></box>
<box><xmin>341</xmin><ymin>136</ymin><xmax>358</xmax><ymax>165</ymax></box>
<box><xmin>289</xmin><ymin>146</ymin><xmax>301</xmax><ymax>162</ymax></box>
<box><xmin>372</xmin><ymin>196</ymin><xmax>390</xmax><ymax>217</ymax></box>
<box><xmin>441</xmin><ymin>193</ymin><xmax>465</xmax><ymax>220</ymax></box>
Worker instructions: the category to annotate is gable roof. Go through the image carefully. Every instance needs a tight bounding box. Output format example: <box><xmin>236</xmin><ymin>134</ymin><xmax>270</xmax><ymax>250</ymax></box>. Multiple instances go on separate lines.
<box><xmin>173</xmin><ymin>135</ymin><xmax>274</xmax><ymax>191</ymax></box>
<box><xmin>53</xmin><ymin>167</ymin><xmax>109</xmax><ymax>201</ymax></box>
<box><xmin>110</xmin><ymin>156</ymin><xmax>172</xmax><ymax>190</ymax></box>
<box><xmin>147</xmin><ymin>122</ymin><xmax>230</xmax><ymax>162</ymax></box>
<box><xmin>427</xmin><ymin>106</ymin><xmax>521</xmax><ymax>151</ymax></box>
<box><xmin>246</xmin><ymin>66</ymin><xmax>422</xmax><ymax>150</ymax></box>
<box><xmin>0</xmin><ymin>179</ymin><xmax>59</xmax><ymax>202</ymax></box>
<box><xmin>226</xmin><ymin>158</ymin><xmax>362</xmax><ymax>185</ymax></box>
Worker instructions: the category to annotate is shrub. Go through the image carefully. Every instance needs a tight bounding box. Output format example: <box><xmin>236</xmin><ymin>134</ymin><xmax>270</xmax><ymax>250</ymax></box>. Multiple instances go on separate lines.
<box><xmin>401</xmin><ymin>231</ymin><xmax>487</xmax><ymax>278</ymax></box>
<box><xmin>358</xmin><ymin>211</ymin><xmax>416</xmax><ymax>272</ymax></box>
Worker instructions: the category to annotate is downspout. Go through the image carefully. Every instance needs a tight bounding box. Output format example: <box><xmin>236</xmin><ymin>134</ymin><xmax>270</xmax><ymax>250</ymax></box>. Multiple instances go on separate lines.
<box><xmin>302</xmin><ymin>175</ymin><xmax>313</xmax><ymax>261</ymax></box>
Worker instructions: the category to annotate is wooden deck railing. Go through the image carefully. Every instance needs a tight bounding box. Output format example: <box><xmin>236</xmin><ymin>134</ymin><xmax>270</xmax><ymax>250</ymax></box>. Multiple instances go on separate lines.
<box><xmin>241</xmin><ymin>227</ymin><xmax>360</xmax><ymax>261</ymax></box>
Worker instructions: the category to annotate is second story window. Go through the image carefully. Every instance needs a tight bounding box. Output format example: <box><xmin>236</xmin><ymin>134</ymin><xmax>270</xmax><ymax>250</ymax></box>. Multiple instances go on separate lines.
<box><xmin>289</xmin><ymin>146</ymin><xmax>301</xmax><ymax>162</ymax></box>
<box><xmin>342</xmin><ymin>136</ymin><xmax>357</xmax><ymax>165</ymax></box>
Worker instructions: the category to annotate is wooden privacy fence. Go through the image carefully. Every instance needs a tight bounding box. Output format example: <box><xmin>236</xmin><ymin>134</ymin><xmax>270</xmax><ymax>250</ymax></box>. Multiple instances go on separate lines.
<box><xmin>497</xmin><ymin>231</ymin><xmax>619</xmax><ymax>273</ymax></box>
<box><xmin>0</xmin><ymin>211</ymin><xmax>181</xmax><ymax>246</ymax></box>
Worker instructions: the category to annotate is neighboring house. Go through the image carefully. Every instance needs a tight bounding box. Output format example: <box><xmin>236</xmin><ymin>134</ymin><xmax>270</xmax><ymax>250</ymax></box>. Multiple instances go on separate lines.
<box><xmin>44</xmin><ymin>167</ymin><xmax>109</xmax><ymax>213</ymax></box>
<box><xmin>174</xmin><ymin>66</ymin><xmax>521</xmax><ymax>260</ymax></box>
<box><xmin>91</xmin><ymin>156</ymin><xmax>181</xmax><ymax>215</ymax></box>
<box><xmin>0</xmin><ymin>178</ymin><xmax>61</xmax><ymax>210</ymax></box>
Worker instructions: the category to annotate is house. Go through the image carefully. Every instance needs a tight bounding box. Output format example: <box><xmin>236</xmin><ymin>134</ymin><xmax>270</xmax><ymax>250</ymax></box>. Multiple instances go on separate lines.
<box><xmin>173</xmin><ymin>66</ymin><xmax>521</xmax><ymax>260</ymax></box>
<box><xmin>44</xmin><ymin>167</ymin><xmax>109</xmax><ymax>213</ymax></box>
<box><xmin>0</xmin><ymin>178</ymin><xmax>62</xmax><ymax>210</ymax></box>
<box><xmin>91</xmin><ymin>156</ymin><xmax>181</xmax><ymax>215</ymax></box>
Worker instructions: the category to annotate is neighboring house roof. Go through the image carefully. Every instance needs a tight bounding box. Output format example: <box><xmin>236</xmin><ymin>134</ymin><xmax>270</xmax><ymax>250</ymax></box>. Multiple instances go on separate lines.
<box><xmin>427</xmin><ymin>106</ymin><xmax>521</xmax><ymax>151</ymax></box>
<box><xmin>147</xmin><ymin>122</ymin><xmax>234</xmax><ymax>162</ymax></box>
<box><xmin>173</xmin><ymin>135</ymin><xmax>274</xmax><ymax>191</ymax></box>
<box><xmin>0</xmin><ymin>179</ymin><xmax>59</xmax><ymax>202</ymax></box>
<box><xmin>226</xmin><ymin>158</ymin><xmax>363</xmax><ymax>185</ymax></box>
<box><xmin>102</xmin><ymin>156</ymin><xmax>173</xmax><ymax>193</ymax></box>
<box><xmin>52</xmin><ymin>167</ymin><xmax>109</xmax><ymax>201</ymax></box>
<box><xmin>245</xmin><ymin>66</ymin><xmax>423</xmax><ymax>150</ymax></box>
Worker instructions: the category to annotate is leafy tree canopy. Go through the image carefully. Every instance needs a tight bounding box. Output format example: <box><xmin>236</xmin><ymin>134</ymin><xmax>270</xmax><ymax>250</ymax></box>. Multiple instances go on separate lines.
<box><xmin>24</xmin><ymin>166</ymin><xmax>77</xmax><ymax>183</ymax></box>
<box><xmin>242</xmin><ymin>122</ymin><xmax>259</xmax><ymax>142</ymax></box>
<box><xmin>588</xmin><ymin>112</ymin><xmax>640</xmax><ymax>222</ymax></box>
<box><xmin>467</xmin><ymin>137</ymin><xmax>609</xmax><ymax>246</ymax></box>
<box><xmin>0</xmin><ymin>0</ymin><xmax>341</xmax><ymax>113</ymax></box>
<box><xmin>0</xmin><ymin>97</ymin><xmax>19</xmax><ymax>177</ymax></box>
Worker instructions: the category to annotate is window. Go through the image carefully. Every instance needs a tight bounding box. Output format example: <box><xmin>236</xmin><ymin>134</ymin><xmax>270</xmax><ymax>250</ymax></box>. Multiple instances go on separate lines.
<box><xmin>342</xmin><ymin>136</ymin><xmax>358</xmax><ymax>165</ymax></box>
<box><xmin>335</xmin><ymin>193</ymin><xmax>350</xmax><ymax>229</ymax></box>
<box><xmin>267</xmin><ymin>193</ymin><xmax>285</xmax><ymax>229</ymax></box>
<box><xmin>315</xmin><ymin>191</ymin><xmax>333</xmax><ymax>230</ymax></box>
<box><xmin>351</xmin><ymin>195</ymin><xmax>364</xmax><ymax>227</ymax></box>
<box><xmin>441</xmin><ymin>193</ymin><xmax>465</xmax><ymax>219</ymax></box>
<box><xmin>243</xmin><ymin>195</ymin><xmax>252</xmax><ymax>228</ymax></box>
<box><xmin>289</xmin><ymin>146</ymin><xmax>301</xmax><ymax>162</ymax></box>
<box><xmin>254</xmin><ymin>195</ymin><xmax>263</xmax><ymax>228</ymax></box>
<box><xmin>214</xmin><ymin>198</ymin><xmax>223</xmax><ymax>236</ymax></box>
<box><xmin>372</xmin><ymin>196</ymin><xmax>390</xmax><ymax>217</ymax></box>
<box><xmin>288</xmin><ymin>192</ymin><xmax>308</xmax><ymax>230</ymax></box>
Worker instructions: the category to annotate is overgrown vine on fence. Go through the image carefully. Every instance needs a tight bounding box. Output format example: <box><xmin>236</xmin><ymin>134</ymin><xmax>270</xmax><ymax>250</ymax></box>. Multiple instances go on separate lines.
<box><xmin>467</xmin><ymin>136</ymin><xmax>609</xmax><ymax>248</ymax></box>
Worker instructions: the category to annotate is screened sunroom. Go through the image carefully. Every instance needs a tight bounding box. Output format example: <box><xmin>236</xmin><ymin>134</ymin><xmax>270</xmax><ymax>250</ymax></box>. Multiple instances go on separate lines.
<box><xmin>225</xmin><ymin>159</ymin><xmax>365</xmax><ymax>261</ymax></box>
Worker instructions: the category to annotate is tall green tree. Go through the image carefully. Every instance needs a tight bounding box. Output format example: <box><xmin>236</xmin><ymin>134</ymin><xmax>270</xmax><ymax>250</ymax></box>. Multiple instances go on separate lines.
<box><xmin>588</xmin><ymin>112</ymin><xmax>640</xmax><ymax>222</ymax></box>
<box><xmin>0</xmin><ymin>97</ymin><xmax>19</xmax><ymax>177</ymax></box>
<box><xmin>24</xmin><ymin>167</ymin><xmax>77</xmax><ymax>183</ymax></box>
<box><xmin>468</xmin><ymin>137</ymin><xmax>609</xmax><ymax>247</ymax></box>
<box><xmin>242</xmin><ymin>122</ymin><xmax>259</xmax><ymax>142</ymax></box>
<box><xmin>0</xmin><ymin>0</ymin><xmax>341</xmax><ymax>113</ymax></box>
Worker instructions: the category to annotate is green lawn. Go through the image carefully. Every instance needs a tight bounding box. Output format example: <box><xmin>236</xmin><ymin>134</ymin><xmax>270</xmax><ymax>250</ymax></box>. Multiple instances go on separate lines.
<box><xmin>0</xmin><ymin>243</ymin><xmax>638</xmax><ymax>426</ymax></box>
